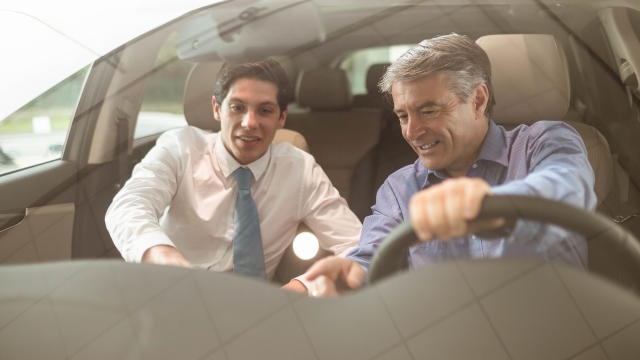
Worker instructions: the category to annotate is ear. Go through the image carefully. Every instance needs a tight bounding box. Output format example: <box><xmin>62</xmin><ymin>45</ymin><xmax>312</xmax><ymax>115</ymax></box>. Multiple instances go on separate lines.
<box><xmin>472</xmin><ymin>83</ymin><xmax>489</xmax><ymax>120</ymax></box>
<box><xmin>278</xmin><ymin>108</ymin><xmax>288</xmax><ymax>129</ymax></box>
<box><xmin>212</xmin><ymin>96</ymin><xmax>221</xmax><ymax>122</ymax></box>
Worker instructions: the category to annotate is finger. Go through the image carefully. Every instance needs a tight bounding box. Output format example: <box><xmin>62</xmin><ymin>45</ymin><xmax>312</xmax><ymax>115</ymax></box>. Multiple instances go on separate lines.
<box><xmin>462</xmin><ymin>178</ymin><xmax>491</xmax><ymax>220</ymax></box>
<box><xmin>424</xmin><ymin>185</ymin><xmax>447</xmax><ymax>241</ymax></box>
<box><xmin>304</xmin><ymin>256</ymin><xmax>347</xmax><ymax>282</ymax></box>
<box><xmin>409</xmin><ymin>194</ymin><xmax>432</xmax><ymax>241</ymax></box>
<box><xmin>343</xmin><ymin>261</ymin><xmax>366</xmax><ymax>290</ymax></box>
<box><xmin>314</xmin><ymin>275</ymin><xmax>339</xmax><ymax>297</ymax></box>
<box><xmin>442</xmin><ymin>181</ymin><xmax>466</xmax><ymax>240</ymax></box>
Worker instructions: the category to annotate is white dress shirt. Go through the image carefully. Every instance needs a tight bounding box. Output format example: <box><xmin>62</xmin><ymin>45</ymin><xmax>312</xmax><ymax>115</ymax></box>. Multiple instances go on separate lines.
<box><xmin>105</xmin><ymin>126</ymin><xmax>361</xmax><ymax>279</ymax></box>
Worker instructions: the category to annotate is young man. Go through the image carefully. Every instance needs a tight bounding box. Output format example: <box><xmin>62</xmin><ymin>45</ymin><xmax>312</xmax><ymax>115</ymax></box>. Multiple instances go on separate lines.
<box><xmin>295</xmin><ymin>34</ymin><xmax>596</xmax><ymax>296</ymax></box>
<box><xmin>105</xmin><ymin>59</ymin><xmax>361</xmax><ymax>281</ymax></box>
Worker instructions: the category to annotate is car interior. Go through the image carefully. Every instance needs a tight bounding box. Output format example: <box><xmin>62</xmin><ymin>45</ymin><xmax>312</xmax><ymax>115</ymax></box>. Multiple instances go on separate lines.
<box><xmin>1</xmin><ymin>1</ymin><xmax>640</xmax><ymax>289</ymax></box>
<box><xmin>3</xmin><ymin>1</ymin><xmax>640</xmax><ymax>359</ymax></box>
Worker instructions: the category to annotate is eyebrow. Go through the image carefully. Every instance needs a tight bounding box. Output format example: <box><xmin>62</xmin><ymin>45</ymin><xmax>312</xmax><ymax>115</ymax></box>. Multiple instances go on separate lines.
<box><xmin>394</xmin><ymin>101</ymin><xmax>441</xmax><ymax>114</ymax></box>
<box><xmin>228</xmin><ymin>97</ymin><xmax>278</xmax><ymax>107</ymax></box>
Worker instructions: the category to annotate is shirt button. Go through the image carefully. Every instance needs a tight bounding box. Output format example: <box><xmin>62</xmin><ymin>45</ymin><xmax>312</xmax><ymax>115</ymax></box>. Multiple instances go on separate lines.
<box><xmin>471</xmin><ymin>164</ymin><xmax>478</xmax><ymax>169</ymax></box>
<box><xmin>471</xmin><ymin>235</ymin><xmax>477</xmax><ymax>240</ymax></box>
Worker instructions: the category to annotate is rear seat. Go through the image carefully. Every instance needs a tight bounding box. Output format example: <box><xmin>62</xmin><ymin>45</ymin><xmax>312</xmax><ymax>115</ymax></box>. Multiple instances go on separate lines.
<box><xmin>352</xmin><ymin>63</ymin><xmax>391</xmax><ymax>109</ymax></box>
<box><xmin>351</xmin><ymin>63</ymin><xmax>418</xmax><ymax>189</ymax></box>
<box><xmin>286</xmin><ymin>67</ymin><xmax>384</xmax><ymax>219</ymax></box>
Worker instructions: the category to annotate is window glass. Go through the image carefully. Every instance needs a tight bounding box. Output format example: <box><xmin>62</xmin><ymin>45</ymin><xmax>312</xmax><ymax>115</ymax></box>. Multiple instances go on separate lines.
<box><xmin>135</xmin><ymin>33</ymin><xmax>191</xmax><ymax>139</ymax></box>
<box><xmin>339</xmin><ymin>45</ymin><xmax>411</xmax><ymax>95</ymax></box>
<box><xmin>0</xmin><ymin>65</ymin><xmax>90</xmax><ymax>175</ymax></box>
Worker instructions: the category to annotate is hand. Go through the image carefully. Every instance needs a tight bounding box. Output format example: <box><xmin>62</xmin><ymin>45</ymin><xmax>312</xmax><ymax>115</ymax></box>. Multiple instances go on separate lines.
<box><xmin>141</xmin><ymin>245</ymin><xmax>194</xmax><ymax>268</ymax></box>
<box><xmin>302</xmin><ymin>256</ymin><xmax>366</xmax><ymax>297</ymax></box>
<box><xmin>281</xmin><ymin>279</ymin><xmax>308</xmax><ymax>294</ymax></box>
<box><xmin>409</xmin><ymin>177</ymin><xmax>504</xmax><ymax>242</ymax></box>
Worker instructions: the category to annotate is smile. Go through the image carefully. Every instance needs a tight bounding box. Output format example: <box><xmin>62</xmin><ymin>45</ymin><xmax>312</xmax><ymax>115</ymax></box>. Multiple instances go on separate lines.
<box><xmin>238</xmin><ymin>136</ymin><xmax>259</xmax><ymax>142</ymax></box>
<box><xmin>418</xmin><ymin>141</ymin><xmax>439</xmax><ymax>150</ymax></box>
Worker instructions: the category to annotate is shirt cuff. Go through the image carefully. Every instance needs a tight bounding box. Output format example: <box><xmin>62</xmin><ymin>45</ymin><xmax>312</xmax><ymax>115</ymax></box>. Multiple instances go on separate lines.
<box><xmin>294</xmin><ymin>275</ymin><xmax>311</xmax><ymax>294</ymax></box>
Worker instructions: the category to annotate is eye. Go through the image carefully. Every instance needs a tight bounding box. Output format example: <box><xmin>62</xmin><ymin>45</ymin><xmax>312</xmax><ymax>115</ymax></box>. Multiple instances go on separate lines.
<box><xmin>397</xmin><ymin>114</ymin><xmax>408</xmax><ymax>124</ymax></box>
<box><xmin>420</xmin><ymin>108</ymin><xmax>440</xmax><ymax>119</ymax></box>
<box><xmin>260</xmin><ymin>107</ymin><xmax>275</xmax><ymax>115</ymax></box>
<box><xmin>229</xmin><ymin>103</ymin><xmax>245</xmax><ymax>113</ymax></box>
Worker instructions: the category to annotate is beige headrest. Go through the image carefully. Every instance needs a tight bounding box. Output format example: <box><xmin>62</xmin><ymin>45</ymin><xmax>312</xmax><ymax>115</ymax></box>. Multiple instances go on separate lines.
<box><xmin>295</xmin><ymin>68</ymin><xmax>352</xmax><ymax>110</ymax></box>
<box><xmin>476</xmin><ymin>34</ymin><xmax>570</xmax><ymax>125</ymax></box>
<box><xmin>183</xmin><ymin>61</ymin><xmax>224</xmax><ymax>132</ymax></box>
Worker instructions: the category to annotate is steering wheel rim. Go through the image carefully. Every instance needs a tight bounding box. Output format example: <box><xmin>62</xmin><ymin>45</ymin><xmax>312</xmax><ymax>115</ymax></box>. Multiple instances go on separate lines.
<box><xmin>368</xmin><ymin>195</ymin><xmax>640</xmax><ymax>285</ymax></box>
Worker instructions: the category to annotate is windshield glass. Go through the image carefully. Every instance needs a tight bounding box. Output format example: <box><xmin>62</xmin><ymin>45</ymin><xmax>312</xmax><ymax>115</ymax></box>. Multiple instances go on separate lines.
<box><xmin>0</xmin><ymin>0</ymin><xmax>223</xmax><ymax>121</ymax></box>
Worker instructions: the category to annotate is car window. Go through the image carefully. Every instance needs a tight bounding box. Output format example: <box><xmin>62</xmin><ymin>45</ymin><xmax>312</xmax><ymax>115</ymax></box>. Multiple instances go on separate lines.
<box><xmin>339</xmin><ymin>45</ymin><xmax>411</xmax><ymax>95</ymax></box>
<box><xmin>0</xmin><ymin>65</ymin><xmax>89</xmax><ymax>175</ymax></box>
<box><xmin>134</xmin><ymin>33</ymin><xmax>191</xmax><ymax>139</ymax></box>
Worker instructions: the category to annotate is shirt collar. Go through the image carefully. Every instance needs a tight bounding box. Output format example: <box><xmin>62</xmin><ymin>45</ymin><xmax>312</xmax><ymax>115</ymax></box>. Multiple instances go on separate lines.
<box><xmin>214</xmin><ymin>135</ymin><xmax>271</xmax><ymax>182</ymax></box>
<box><xmin>419</xmin><ymin>120</ymin><xmax>508</xmax><ymax>189</ymax></box>
<box><xmin>476</xmin><ymin>120</ymin><xmax>509</xmax><ymax>167</ymax></box>
<box><xmin>421</xmin><ymin>168</ymin><xmax>448</xmax><ymax>189</ymax></box>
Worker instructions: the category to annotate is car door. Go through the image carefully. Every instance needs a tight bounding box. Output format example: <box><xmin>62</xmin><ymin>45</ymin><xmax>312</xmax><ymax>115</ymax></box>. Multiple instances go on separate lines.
<box><xmin>0</xmin><ymin>11</ymin><xmax>183</xmax><ymax>264</ymax></box>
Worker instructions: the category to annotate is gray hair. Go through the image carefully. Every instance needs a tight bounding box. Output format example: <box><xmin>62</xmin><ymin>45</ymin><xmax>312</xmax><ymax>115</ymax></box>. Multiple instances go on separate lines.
<box><xmin>379</xmin><ymin>33</ymin><xmax>495</xmax><ymax>117</ymax></box>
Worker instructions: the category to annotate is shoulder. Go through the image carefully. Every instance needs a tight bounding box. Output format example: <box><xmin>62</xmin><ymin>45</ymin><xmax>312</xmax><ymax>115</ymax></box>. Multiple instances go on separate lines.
<box><xmin>270</xmin><ymin>142</ymin><xmax>316</xmax><ymax>167</ymax></box>
<box><xmin>155</xmin><ymin>126</ymin><xmax>216</xmax><ymax>150</ymax></box>
<box><xmin>386</xmin><ymin>159</ymin><xmax>422</xmax><ymax>184</ymax></box>
<box><xmin>378</xmin><ymin>159</ymin><xmax>424</xmax><ymax>199</ymax></box>
<box><xmin>507</xmin><ymin>120</ymin><xmax>581</xmax><ymax>140</ymax></box>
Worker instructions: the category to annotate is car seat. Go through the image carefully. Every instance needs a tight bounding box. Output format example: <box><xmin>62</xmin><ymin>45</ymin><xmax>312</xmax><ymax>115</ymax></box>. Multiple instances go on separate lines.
<box><xmin>476</xmin><ymin>34</ymin><xmax>613</xmax><ymax>207</ymax></box>
<box><xmin>286</xmin><ymin>67</ymin><xmax>384</xmax><ymax>219</ymax></box>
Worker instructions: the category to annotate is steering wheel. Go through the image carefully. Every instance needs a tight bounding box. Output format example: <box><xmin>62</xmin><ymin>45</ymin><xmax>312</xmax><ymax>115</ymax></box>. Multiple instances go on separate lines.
<box><xmin>368</xmin><ymin>195</ymin><xmax>640</xmax><ymax>289</ymax></box>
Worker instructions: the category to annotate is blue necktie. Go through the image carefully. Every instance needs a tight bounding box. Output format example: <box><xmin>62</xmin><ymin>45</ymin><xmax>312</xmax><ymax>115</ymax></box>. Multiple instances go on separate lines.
<box><xmin>232</xmin><ymin>167</ymin><xmax>266</xmax><ymax>279</ymax></box>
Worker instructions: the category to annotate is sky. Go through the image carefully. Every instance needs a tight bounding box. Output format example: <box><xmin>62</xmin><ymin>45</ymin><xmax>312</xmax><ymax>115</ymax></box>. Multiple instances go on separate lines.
<box><xmin>0</xmin><ymin>0</ymin><xmax>223</xmax><ymax>120</ymax></box>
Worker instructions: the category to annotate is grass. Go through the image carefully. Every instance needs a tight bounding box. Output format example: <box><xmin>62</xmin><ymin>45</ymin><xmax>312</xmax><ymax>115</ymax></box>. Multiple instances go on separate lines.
<box><xmin>0</xmin><ymin>108</ymin><xmax>73</xmax><ymax>134</ymax></box>
<box><xmin>0</xmin><ymin>102</ymin><xmax>184</xmax><ymax>135</ymax></box>
<box><xmin>140</xmin><ymin>102</ymin><xmax>184</xmax><ymax>114</ymax></box>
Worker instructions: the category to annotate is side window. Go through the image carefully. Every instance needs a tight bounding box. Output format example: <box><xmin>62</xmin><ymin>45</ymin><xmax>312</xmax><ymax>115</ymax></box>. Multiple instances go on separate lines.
<box><xmin>339</xmin><ymin>45</ymin><xmax>411</xmax><ymax>95</ymax></box>
<box><xmin>135</xmin><ymin>33</ymin><xmax>192</xmax><ymax>139</ymax></box>
<box><xmin>0</xmin><ymin>66</ymin><xmax>90</xmax><ymax>175</ymax></box>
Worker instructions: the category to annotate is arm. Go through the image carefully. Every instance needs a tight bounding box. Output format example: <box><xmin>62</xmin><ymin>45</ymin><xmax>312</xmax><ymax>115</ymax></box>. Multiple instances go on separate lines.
<box><xmin>491</xmin><ymin>122</ymin><xmax>596</xmax><ymax>209</ymax></box>
<box><xmin>282</xmin><ymin>159</ymin><xmax>363</xmax><ymax>294</ymax></box>
<box><xmin>409</xmin><ymin>123</ymin><xmax>595</xmax><ymax>243</ymax></box>
<box><xmin>105</xmin><ymin>130</ymin><xmax>191</xmax><ymax>266</ymax></box>
<box><xmin>347</xmin><ymin>178</ymin><xmax>407</xmax><ymax>273</ymax></box>
<box><xmin>142</xmin><ymin>245</ymin><xmax>193</xmax><ymax>268</ymax></box>
<box><xmin>299</xmin><ymin>160</ymin><xmax>362</xmax><ymax>257</ymax></box>
<box><xmin>286</xmin><ymin>176</ymin><xmax>406</xmax><ymax>296</ymax></box>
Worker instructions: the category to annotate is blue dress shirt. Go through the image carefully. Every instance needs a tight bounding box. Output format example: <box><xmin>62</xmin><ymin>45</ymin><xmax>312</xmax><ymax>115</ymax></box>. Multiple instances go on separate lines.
<box><xmin>347</xmin><ymin>120</ymin><xmax>596</xmax><ymax>272</ymax></box>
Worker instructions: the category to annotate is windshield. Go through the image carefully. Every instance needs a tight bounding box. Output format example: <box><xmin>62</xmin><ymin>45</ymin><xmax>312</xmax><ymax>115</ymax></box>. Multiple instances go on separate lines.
<box><xmin>0</xmin><ymin>0</ymin><xmax>224</xmax><ymax>121</ymax></box>
<box><xmin>1</xmin><ymin>1</ymin><xmax>640</xmax><ymax>358</ymax></box>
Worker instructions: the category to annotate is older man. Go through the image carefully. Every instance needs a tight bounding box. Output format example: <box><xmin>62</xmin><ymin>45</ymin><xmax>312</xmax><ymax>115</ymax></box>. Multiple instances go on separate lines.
<box><xmin>296</xmin><ymin>33</ymin><xmax>595</xmax><ymax>296</ymax></box>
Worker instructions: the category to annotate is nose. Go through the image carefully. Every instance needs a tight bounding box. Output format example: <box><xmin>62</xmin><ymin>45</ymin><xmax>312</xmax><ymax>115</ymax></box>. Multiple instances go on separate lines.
<box><xmin>241</xmin><ymin>110</ymin><xmax>258</xmax><ymax>129</ymax></box>
<box><xmin>404</xmin><ymin>115</ymin><xmax>424</xmax><ymax>141</ymax></box>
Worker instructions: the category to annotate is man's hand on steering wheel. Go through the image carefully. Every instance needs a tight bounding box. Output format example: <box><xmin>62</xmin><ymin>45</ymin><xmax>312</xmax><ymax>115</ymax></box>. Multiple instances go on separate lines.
<box><xmin>409</xmin><ymin>177</ymin><xmax>504</xmax><ymax>241</ymax></box>
<box><xmin>297</xmin><ymin>177</ymin><xmax>505</xmax><ymax>298</ymax></box>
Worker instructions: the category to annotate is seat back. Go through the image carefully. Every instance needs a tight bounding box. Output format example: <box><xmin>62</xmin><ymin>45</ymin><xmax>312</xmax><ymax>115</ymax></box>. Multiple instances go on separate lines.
<box><xmin>286</xmin><ymin>67</ymin><xmax>383</xmax><ymax>214</ymax></box>
<box><xmin>352</xmin><ymin>63</ymin><xmax>390</xmax><ymax>109</ymax></box>
<box><xmin>476</xmin><ymin>34</ymin><xmax>613</xmax><ymax>206</ymax></box>
<box><xmin>183</xmin><ymin>61</ymin><xmax>310</xmax><ymax>152</ymax></box>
